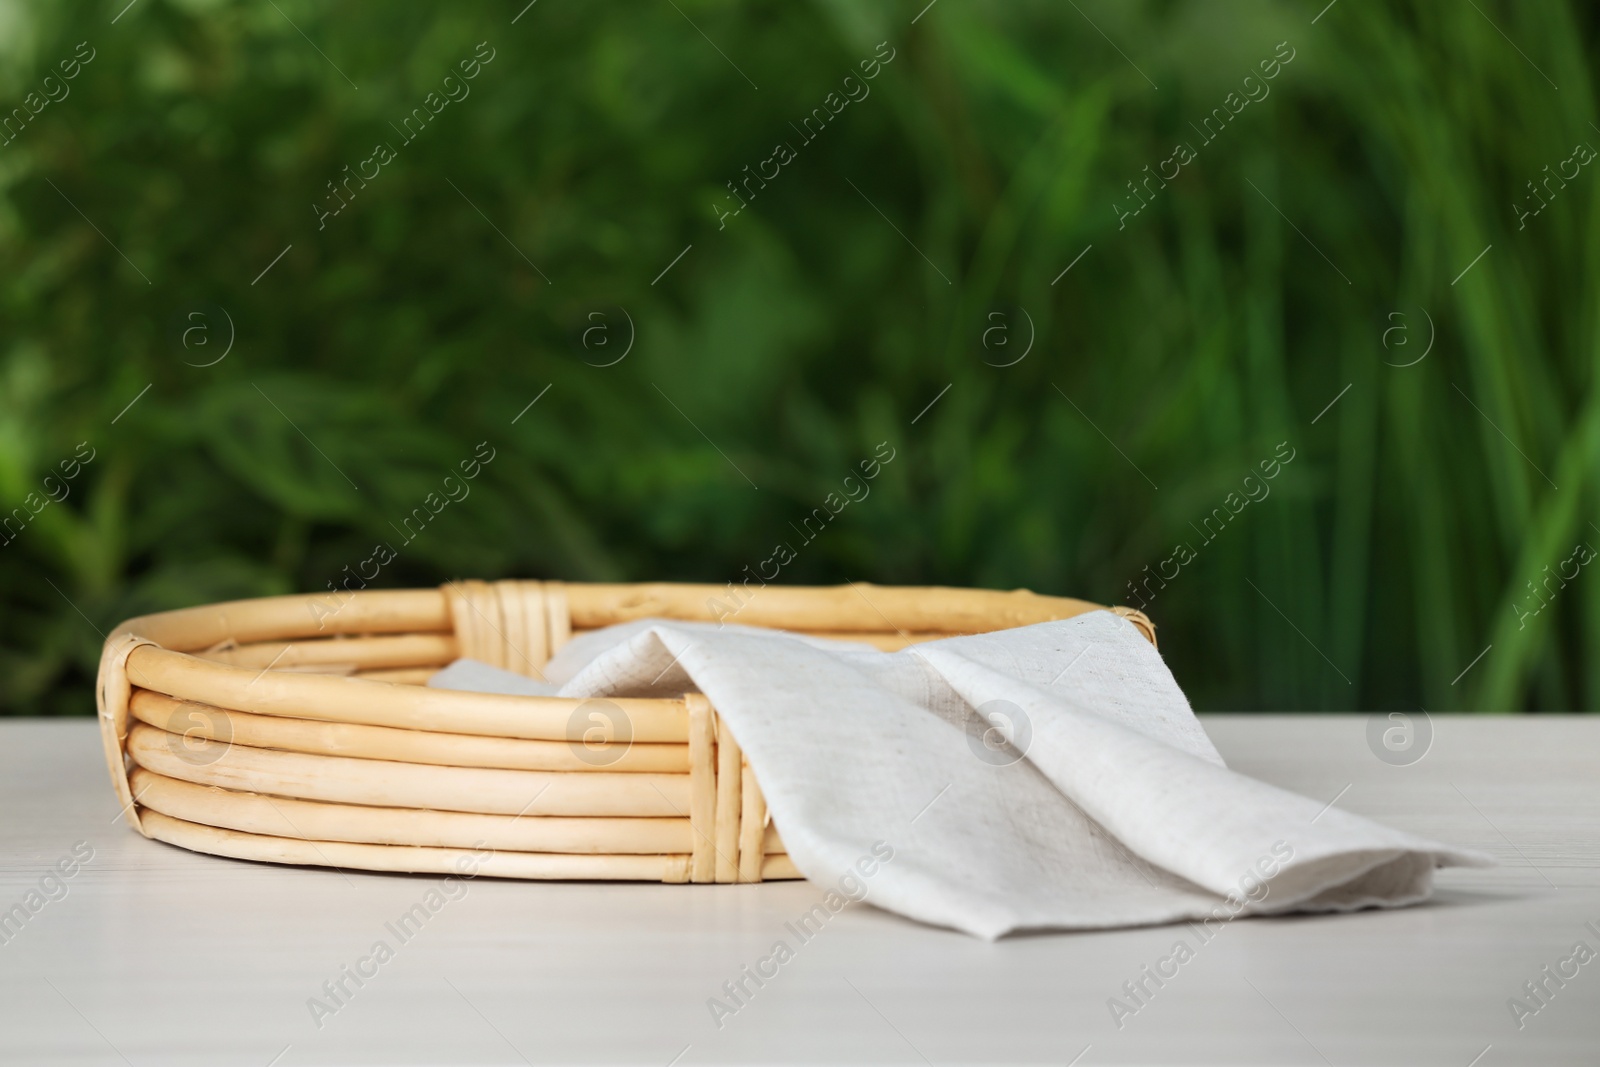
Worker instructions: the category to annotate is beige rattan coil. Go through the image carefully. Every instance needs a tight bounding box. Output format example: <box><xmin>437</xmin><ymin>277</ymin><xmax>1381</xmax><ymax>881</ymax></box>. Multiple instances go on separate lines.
<box><xmin>98</xmin><ymin>581</ymin><xmax>1153</xmax><ymax>883</ymax></box>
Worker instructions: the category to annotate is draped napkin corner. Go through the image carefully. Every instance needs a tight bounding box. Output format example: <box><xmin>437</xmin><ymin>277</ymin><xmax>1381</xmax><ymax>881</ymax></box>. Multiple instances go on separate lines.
<box><xmin>431</xmin><ymin>610</ymin><xmax>1491</xmax><ymax>938</ymax></box>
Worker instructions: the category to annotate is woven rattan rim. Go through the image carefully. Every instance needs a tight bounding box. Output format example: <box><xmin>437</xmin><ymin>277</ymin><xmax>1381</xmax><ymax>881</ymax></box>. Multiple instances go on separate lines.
<box><xmin>99</xmin><ymin>582</ymin><xmax>1153</xmax><ymax>883</ymax></box>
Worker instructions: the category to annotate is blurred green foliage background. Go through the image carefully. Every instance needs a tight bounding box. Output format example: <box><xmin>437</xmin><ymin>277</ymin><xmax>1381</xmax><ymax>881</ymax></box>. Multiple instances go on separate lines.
<box><xmin>2</xmin><ymin>0</ymin><xmax>1597</xmax><ymax>714</ymax></box>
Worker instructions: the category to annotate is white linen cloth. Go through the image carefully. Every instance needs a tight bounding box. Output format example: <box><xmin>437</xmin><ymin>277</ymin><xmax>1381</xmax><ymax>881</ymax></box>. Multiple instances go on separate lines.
<box><xmin>429</xmin><ymin>610</ymin><xmax>1488</xmax><ymax>939</ymax></box>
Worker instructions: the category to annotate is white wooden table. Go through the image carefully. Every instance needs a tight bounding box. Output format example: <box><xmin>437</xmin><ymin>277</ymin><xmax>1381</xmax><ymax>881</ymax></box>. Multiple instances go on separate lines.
<box><xmin>2</xmin><ymin>716</ymin><xmax>1596</xmax><ymax>1066</ymax></box>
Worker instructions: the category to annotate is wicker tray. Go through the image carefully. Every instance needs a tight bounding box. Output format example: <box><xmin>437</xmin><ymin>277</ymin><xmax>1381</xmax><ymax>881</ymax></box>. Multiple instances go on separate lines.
<box><xmin>98</xmin><ymin>581</ymin><xmax>1154</xmax><ymax>883</ymax></box>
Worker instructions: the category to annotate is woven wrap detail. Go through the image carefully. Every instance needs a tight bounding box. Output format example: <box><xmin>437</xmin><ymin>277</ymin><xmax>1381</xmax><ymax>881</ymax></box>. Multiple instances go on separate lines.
<box><xmin>1109</xmin><ymin>606</ymin><xmax>1157</xmax><ymax>648</ymax></box>
<box><xmin>98</xmin><ymin>632</ymin><xmax>158</xmax><ymax>836</ymax></box>
<box><xmin>688</xmin><ymin>695</ymin><xmax>769</xmax><ymax>883</ymax></box>
<box><xmin>437</xmin><ymin>587</ymin><xmax>768</xmax><ymax>883</ymax></box>
<box><xmin>440</xmin><ymin>582</ymin><xmax>768</xmax><ymax>882</ymax></box>
<box><xmin>442</xmin><ymin>579</ymin><xmax>571</xmax><ymax>677</ymax></box>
